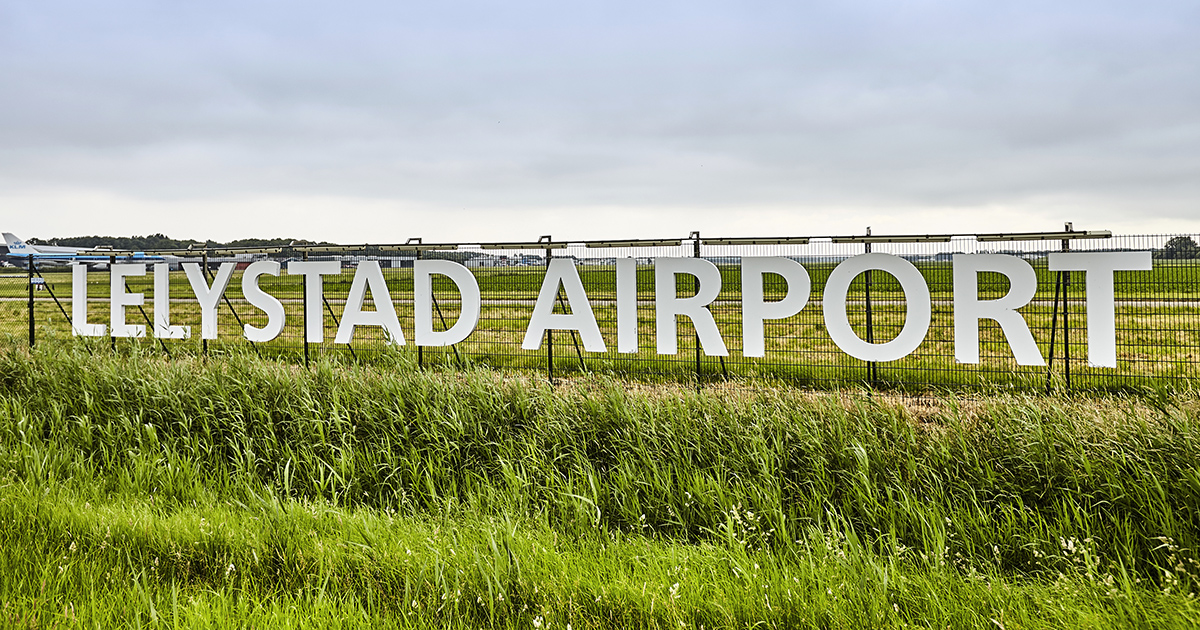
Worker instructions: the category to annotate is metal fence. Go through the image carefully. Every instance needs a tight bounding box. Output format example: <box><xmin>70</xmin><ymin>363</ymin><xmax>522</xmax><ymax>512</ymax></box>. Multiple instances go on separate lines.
<box><xmin>4</xmin><ymin>228</ymin><xmax>1199</xmax><ymax>393</ymax></box>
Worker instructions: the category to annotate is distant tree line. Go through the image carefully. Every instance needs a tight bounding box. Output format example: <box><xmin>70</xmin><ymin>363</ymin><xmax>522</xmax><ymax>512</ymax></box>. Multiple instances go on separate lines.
<box><xmin>27</xmin><ymin>234</ymin><xmax>333</xmax><ymax>250</ymax></box>
<box><xmin>27</xmin><ymin>233</ymin><xmax>1200</xmax><ymax>260</ymax></box>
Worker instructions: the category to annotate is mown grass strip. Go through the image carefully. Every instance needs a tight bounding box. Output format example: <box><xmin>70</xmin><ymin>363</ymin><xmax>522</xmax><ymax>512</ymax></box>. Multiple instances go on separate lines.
<box><xmin>3</xmin><ymin>482</ymin><xmax>1199</xmax><ymax>629</ymax></box>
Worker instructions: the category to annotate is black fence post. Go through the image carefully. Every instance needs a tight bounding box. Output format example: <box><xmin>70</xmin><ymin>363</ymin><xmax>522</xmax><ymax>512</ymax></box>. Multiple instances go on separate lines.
<box><xmin>545</xmin><ymin>245</ymin><xmax>554</xmax><ymax>384</ymax></box>
<box><xmin>864</xmin><ymin>227</ymin><xmax>878</xmax><ymax>385</ymax></box>
<box><xmin>415</xmin><ymin>248</ymin><xmax>423</xmax><ymax>369</ymax></box>
<box><xmin>689</xmin><ymin>232</ymin><xmax>727</xmax><ymax>383</ymax></box>
<box><xmin>109</xmin><ymin>255</ymin><xmax>116</xmax><ymax>351</ymax></box>
<box><xmin>689</xmin><ymin>232</ymin><xmax>701</xmax><ymax>388</ymax></box>
<box><xmin>1062</xmin><ymin>223</ymin><xmax>1072</xmax><ymax>392</ymax></box>
<box><xmin>302</xmin><ymin>251</ymin><xmax>310</xmax><ymax>368</ymax></box>
<box><xmin>27</xmin><ymin>261</ymin><xmax>34</xmax><ymax>348</ymax></box>
<box><xmin>691</xmin><ymin>231</ymin><xmax>700</xmax><ymax>388</ymax></box>
<box><xmin>202</xmin><ymin>251</ymin><xmax>209</xmax><ymax>357</ymax></box>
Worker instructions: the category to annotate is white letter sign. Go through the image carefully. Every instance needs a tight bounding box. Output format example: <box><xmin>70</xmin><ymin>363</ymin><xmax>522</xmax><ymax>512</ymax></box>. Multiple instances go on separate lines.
<box><xmin>242</xmin><ymin>261</ymin><xmax>286</xmax><ymax>343</ymax></box>
<box><xmin>953</xmin><ymin>254</ymin><xmax>1043</xmax><ymax>365</ymax></box>
<box><xmin>185</xmin><ymin>262</ymin><xmax>236</xmax><ymax>340</ymax></box>
<box><xmin>110</xmin><ymin>263</ymin><xmax>147</xmax><ymax>338</ymax></box>
<box><xmin>823</xmin><ymin>253</ymin><xmax>931</xmax><ymax>362</ymax></box>
<box><xmin>71</xmin><ymin>264</ymin><xmax>106</xmax><ymax>337</ymax></box>
<box><xmin>1048</xmin><ymin>251</ymin><xmax>1152</xmax><ymax>368</ymax></box>
<box><xmin>53</xmin><ymin>242</ymin><xmax>1158</xmax><ymax>378</ymax></box>
<box><xmin>154</xmin><ymin>263</ymin><xmax>190</xmax><ymax>339</ymax></box>
<box><xmin>522</xmin><ymin>258</ymin><xmax>606</xmax><ymax>351</ymax></box>
<box><xmin>616</xmin><ymin>258</ymin><xmax>639</xmax><ymax>353</ymax></box>
<box><xmin>741</xmin><ymin>257</ymin><xmax>811</xmax><ymax>358</ymax></box>
<box><xmin>335</xmin><ymin>261</ymin><xmax>406</xmax><ymax>346</ymax></box>
<box><xmin>414</xmin><ymin>260</ymin><xmax>481</xmax><ymax>346</ymax></box>
<box><xmin>655</xmin><ymin>258</ymin><xmax>728</xmax><ymax>356</ymax></box>
<box><xmin>286</xmin><ymin>261</ymin><xmax>341</xmax><ymax>343</ymax></box>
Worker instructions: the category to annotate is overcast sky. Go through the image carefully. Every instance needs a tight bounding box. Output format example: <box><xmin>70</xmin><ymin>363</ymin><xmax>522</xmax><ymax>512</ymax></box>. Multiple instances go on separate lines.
<box><xmin>2</xmin><ymin>0</ymin><xmax>1198</xmax><ymax>243</ymax></box>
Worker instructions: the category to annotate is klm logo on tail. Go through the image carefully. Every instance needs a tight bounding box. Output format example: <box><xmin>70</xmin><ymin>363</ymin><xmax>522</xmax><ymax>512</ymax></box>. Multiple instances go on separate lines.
<box><xmin>3</xmin><ymin>233</ymin><xmax>32</xmax><ymax>254</ymax></box>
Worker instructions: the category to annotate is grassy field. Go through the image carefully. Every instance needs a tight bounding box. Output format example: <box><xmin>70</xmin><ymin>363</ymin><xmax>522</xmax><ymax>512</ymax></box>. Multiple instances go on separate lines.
<box><xmin>2</xmin><ymin>341</ymin><xmax>1200</xmax><ymax>627</ymax></box>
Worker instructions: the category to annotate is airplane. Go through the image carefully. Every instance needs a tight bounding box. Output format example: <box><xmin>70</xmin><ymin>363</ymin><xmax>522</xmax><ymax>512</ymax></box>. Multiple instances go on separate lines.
<box><xmin>3</xmin><ymin>232</ymin><xmax>275</xmax><ymax>271</ymax></box>
<box><xmin>3</xmin><ymin>232</ymin><xmax>181</xmax><ymax>270</ymax></box>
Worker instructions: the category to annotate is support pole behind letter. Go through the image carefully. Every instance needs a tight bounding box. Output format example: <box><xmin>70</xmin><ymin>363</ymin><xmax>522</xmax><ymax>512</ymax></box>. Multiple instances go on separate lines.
<box><xmin>546</xmin><ymin>247</ymin><xmax>554</xmax><ymax>384</ymax></box>
<box><xmin>864</xmin><ymin>228</ymin><xmax>878</xmax><ymax>385</ymax></box>
<box><xmin>1046</xmin><ymin>271</ymin><xmax>1062</xmax><ymax>395</ymax></box>
<box><xmin>27</xmin><ymin>261</ymin><xmax>34</xmax><ymax>348</ymax></box>
<box><xmin>694</xmin><ymin>236</ymin><xmax>701</xmax><ymax>385</ymax></box>
<box><xmin>416</xmin><ymin>249</ymin><xmax>423</xmax><ymax>369</ymax></box>
<box><xmin>202</xmin><ymin>251</ymin><xmax>209</xmax><ymax>357</ymax></box>
<box><xmin>1062</xmin><ymin>229</ymin><xmax>1072</xmax><ymax>392</ymax></box>
<box><xmin>302</xmin><ymin>251</ymin><xmax>310</xmax><ymax>368</ymax></box>
<box><xmin>109</xmin><ymin>255</ymin><xmax>116</xmax><ymax>351</ymax></box>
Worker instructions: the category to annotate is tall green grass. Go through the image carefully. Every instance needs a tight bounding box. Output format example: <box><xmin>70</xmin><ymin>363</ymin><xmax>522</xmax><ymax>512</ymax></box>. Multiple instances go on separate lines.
<box><xmin>1</xmin><ymin>340</ymin><xmax>1199</xmax><ymax>627</ymax></box>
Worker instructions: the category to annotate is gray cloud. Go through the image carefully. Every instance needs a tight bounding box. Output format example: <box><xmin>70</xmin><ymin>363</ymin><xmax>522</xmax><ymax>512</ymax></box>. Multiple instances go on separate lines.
<box><xmin>1</xmin><ymin>0</ymin><xmax>1198</xmax><ymax>238</ymax></box>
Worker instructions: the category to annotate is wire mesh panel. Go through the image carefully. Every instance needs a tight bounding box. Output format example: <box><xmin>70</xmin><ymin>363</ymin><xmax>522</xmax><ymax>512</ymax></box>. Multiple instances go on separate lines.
<box><xmin>9</xmin><ymin>231</ymin><xmax>1200</xmax><ymax>393</ymax></box>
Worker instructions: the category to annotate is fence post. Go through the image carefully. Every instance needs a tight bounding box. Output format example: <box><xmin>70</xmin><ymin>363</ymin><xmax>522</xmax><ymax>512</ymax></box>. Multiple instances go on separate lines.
<box><xmin>201</xmin><ymin>251</ymin><xmax>209</xmax><ymax>357</ymax></box>
<box><xmin>690</xmin><ymin>232</ymin><xmax>702</xmax><ymax>387</ymax></box>
<box><xmin>863</xmin><ymin>227</ymin><xmax>878</xmax><ymax>385</ymax></box>
<box><xmin>545</xmin><ymin>243</ymin><xmax>554</xmax><ymax>384</ymax></box>
<box><xmin>1062</xmin><ymin>222</ymin><xmax>1072</xmax><ymax>392</ymax></box>
<box><xmin>109</xmin><ymin>255</ymin><xmax>116</xmax><ymax>351</ymax></box>
<box><xmin>689</xmin><ymin>232</ymin><xmax>727</xmax><ymax>384</ymax></box>
<box><xmin>27</xmin><ymin>260</ymin><xmax>34</xmax><ymax>348</ymax></box>
<box><xmin>415</xmin><ymin>247</ymin><xmax>423</xmax><ymax>369</ymax></box>
<box><xmin>302</xmin><ymin>251</ymin><xmax>310</xmax><ymax>368</ymax></box>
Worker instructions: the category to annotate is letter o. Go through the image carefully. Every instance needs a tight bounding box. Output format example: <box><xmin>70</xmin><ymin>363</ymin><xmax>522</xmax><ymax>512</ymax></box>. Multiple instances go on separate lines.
<box><xmin>822</xmin><ymin>253</ymin><xmax>931</xmax><ymax>362</ymax></box>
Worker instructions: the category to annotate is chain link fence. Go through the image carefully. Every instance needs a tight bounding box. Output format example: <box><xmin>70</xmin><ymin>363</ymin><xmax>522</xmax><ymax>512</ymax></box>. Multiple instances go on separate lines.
<box><xmin>3</xmin><ymin>230</ymin><xmax>1198</xmax><ymax>393</ymax></box>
